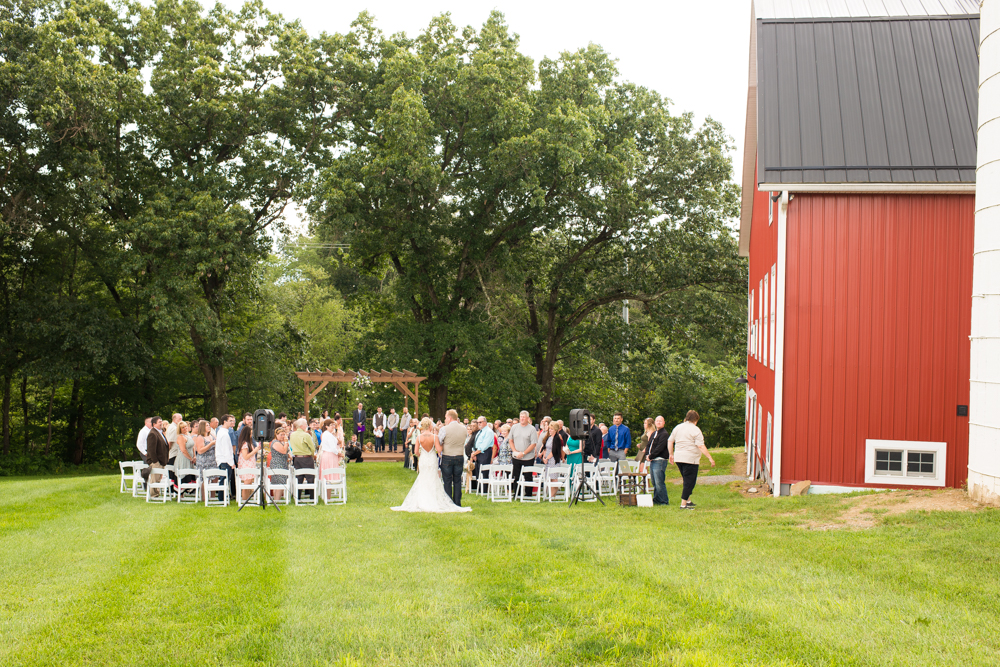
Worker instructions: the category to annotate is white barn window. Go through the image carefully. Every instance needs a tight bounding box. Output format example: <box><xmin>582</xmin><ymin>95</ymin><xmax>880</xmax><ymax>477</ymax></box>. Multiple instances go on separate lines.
<box><xmin>865</xmin><ymin>440</ymin><xmax>946</xmax><ymax>487</ymax></box>
<box><xmin>770</xmin><ymin>264</ymin><xmax>776</xmax><ymax>370</ymax></box>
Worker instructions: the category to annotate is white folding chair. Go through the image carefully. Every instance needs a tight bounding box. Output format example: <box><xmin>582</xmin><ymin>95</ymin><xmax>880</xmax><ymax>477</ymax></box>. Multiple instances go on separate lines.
<box><xmin>235</xmin><ymin>467</ymin><xmax>260</xmax><ymax>505</ymax></box>
<box><xmin>320</xmin><ymin>467</ymin><xmax>347</xmax><ymax>505</ymax></box>
<box><xmin>265</xmin><ymin>467</ymin><xmax>292</xmax><ymax>505</ymax></box>
<box><xmin>596</xmin><ymin>461</ymin><xmax>617</xmax><ymax>495</ymax></box>
<box><xmin>177</xmin><ymin>470</ymin><xmax>202</xmax><ymax>503</ymax></box>
<box><xmin>203</xmin><ymin>468</ymin><xmax>230</xmax><ymax>507</ymax></box>
<box><xmin>145</xmin><ymin>467</ymin><xmax>172</xmax><ymax>503</ymax></box>
<box><xmin>119</xmin><ymin>461</ymin><xmax>138</xmax><ymax>493</ymax></box>
<box><xmin>515</xmin><ymin>466</ymin><xmax>543</xmax><ymax>502</ymax></box>
<box><xmin>132</xmin><ymin>463</ymin><xmax>149</xmax><ymax>498</ymax></box>
<box><xmin>475</xmin><ymin>464</ymin><xmax>493</xmax><ymax>496</ymax></box>
<box><xmin>545</xmin><ymin>464</ymin><xmax>571</xmax><ymax>501</ymax></box>
<box><xmin>489</xmin><ymin>464</ymin><xmax>514</xmax><ymax>502</ymax></box>
<box><xmin>294</xmin><ymin>468</ymin><xmax>318</xmax><ymax>506</ymax></box>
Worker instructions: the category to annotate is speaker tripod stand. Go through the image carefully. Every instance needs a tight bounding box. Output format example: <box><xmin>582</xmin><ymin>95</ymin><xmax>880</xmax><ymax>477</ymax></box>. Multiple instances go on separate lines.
<box><xmin>569</xmin><ymin>460</ymin><xmax>605</xmax><ymax>507</ymax></box>
<box><xmin>238</xmin><ymin>442</ymin><xmax>281</xmax><ymax>512</ymax></box>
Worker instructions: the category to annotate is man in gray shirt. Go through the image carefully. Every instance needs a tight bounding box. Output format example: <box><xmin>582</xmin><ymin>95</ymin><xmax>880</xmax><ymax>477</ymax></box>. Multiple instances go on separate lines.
<box><xmin>509</xmin><ymin>410</ymin><xmax>538</xmax><ymax>499</ymax></box>
<box><xmin>439</xmin><ymin>409</ymin><xmax>467</xmax><ymax>506</ymax></box>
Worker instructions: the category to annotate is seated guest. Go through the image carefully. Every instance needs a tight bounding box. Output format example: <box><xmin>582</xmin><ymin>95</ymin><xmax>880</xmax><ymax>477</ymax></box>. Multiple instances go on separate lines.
<box><xmin>237</xmin><ymin>426</ymin><xmax>261</xmax><ymax>502</ymax></box>
<box><xmin>269</xmin><ymin>427</ymin><xmax>290</xmax><ymax>501</ymax></box>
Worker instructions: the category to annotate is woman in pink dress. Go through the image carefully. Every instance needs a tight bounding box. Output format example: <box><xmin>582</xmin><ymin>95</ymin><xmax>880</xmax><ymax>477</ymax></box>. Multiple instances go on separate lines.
<box><xmin>319</xmin><ymin>415</ymin><xmax>344</xmax><ymax>496</ymax></box>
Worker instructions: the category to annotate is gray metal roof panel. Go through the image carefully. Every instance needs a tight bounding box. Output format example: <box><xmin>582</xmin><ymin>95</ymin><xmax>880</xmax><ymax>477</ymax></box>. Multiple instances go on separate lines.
<box><xmin>754</xmin><ymin>0</ymin><xmax>978</xmax><ymax>18</ymax></box>
<box><xmin>756</xmin><ymin>15</ymin><xmax>978</xmax><ymax>184</ymax></box>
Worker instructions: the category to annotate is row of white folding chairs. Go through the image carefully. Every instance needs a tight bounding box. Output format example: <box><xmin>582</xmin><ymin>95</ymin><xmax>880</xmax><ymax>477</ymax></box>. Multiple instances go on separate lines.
<box><xmin>477</xmin><ymin>464</ymin><xmax>579</xmax><ymax>503</ymax></box>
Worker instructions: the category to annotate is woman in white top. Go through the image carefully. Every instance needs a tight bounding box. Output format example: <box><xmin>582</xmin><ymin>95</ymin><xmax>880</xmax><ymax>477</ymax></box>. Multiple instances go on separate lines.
<box><xmin>668</xmin><ymin>410</ymin><xmax>715</xmax><ymax>509</ymax></box>
<box><xmin>319</xmin><ymin>416</ymin><xmax>344</xmax><ymax>487</ymax></box>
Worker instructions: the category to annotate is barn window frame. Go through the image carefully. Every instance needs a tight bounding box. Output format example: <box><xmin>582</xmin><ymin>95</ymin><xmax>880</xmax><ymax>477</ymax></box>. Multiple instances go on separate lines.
<box><xmin>864</xmin><ymin>440</ymin><xmax>946</xmax><ymax>487</ymax></box>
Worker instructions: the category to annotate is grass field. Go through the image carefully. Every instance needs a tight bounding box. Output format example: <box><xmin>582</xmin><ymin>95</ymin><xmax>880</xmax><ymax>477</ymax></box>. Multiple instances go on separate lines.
<box><xmin>1</xmin><ymin>449</ymin><xmax>999</xmax><ymax>666</ymax></box>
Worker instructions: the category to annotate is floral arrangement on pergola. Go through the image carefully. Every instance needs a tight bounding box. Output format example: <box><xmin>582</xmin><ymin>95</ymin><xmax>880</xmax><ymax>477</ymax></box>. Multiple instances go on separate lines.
<box><xmin>295</xmin><ymin>369</ymin><xmax>426</xmax><ymax>420</ymax></box>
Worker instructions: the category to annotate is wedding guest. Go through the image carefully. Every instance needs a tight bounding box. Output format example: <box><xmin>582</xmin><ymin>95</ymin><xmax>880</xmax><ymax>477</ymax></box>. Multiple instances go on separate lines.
<box><xmin>346</xmin><ymin>434</ymin><xmax>364</xmax><ymax>463</ymax></box>
<box><xmin>464</xmin><ymin>423</ymin><xmax>478</xmax><ymax>458</ymax></box>
<box><xmin>509</xmin><ymin>411</ymin><xmax>537</xmax><ymax>499</ymax></box>
<box><xmin>320</xmin><ymin>416</ymin><xmax>344</xmax><ymax>492</ymax></box>
<box><xmin>353</xmin><ymin>403</ymin><xmax>366</xmax><ymax>443</ymax></box>
<box><xmin>495</xmin><ymin>424</ymin><xmax>512</xmax><ymax>465</ymax></box>
<box><xmin>646</xmin><ymin>415</ymin><xmax>670</xmax><ymax>505</ymax></box>
<box><xmin>290</xmin><ymin>418</ymin><xmax>317</xmax><ymax>500</ymax></box>
<box><xmin>209</xmin><ymin>417</ymin><xmax>219</xmax><ymax>439</ymax></box>
<box><xmin>237</xmin><ymin>426</ymin><xmax>261</xmax><ymax>502</ymax></box>
<box><xmin>470</xmin><ymin>416</ymin><xmax>495</xmax><ymax>492</ymax></box>
<box><xmin>310</xmin><ymin>418</ymin><xmax>322</xmax><ymax>449</ymax></box>
<box><xmin>236</xmin><ymin>413</ymin><xmax>256</xmax><ymax>450</ymax></box>
<box><xmin>603</xmin><ymin>412</ymin><xmax>631</xmax><ymax>462</ymax></box>
<box><xmin>545</xmin><ymin>422</ymin><xmax>566</xmax><ymax>498</ymax></box>
<box><xmin>145</xmin><ymin>416</ymin><xmax>169</xmax><ymax>496</ymax></box>
<box><xmin>372</xmin><ymin>407</ymin><xmax>385</xmax><ymax>452</ymax></box>
<box><xmin>269</xmin><ymin>426</ymin><xmax>290</xmax><ymax>501</ymax></box>
<box><xmin>584</xmin><ymin>420</ymin><xmax>603</xmax><ymax>463</ymax></box>
<box><xmin>175</xmin><ymin>421</ymin><xmax>197</xmax><ymax>487</ymax></box>
<box><xmin>216</xmin><ymin>414</ymin><xmax>237</xmax><ymax>500</ymax></box>
<box><xmin>668</xmin><ymin>410</ymin><xmax>715</xmax><ymax>509</ymax></box>
<box><xmin>193</xmin><ymin>420</ymin><xmax>217</xmax><ymax>499</ymax></box>
<box><xmin>535</xmin><ymin>417</ymin><xmax>551</xmax><ymax>466</ymax></box>
<box><xmin>636</xmin><ymin>417</ymin><xmax>655</xmax><ymax>471</ymax></box>
<box><xmin>387</xmin><ymin>408</ymin><xmax>399</xmax><ymax>453</ymax></box>
<box><xmin>135</xmin><ymin>417</ymin><xmax>152</xmax><ymax>461</ymax></box>
<box><xmin>165</xmin><ymin>413</ymin><xmax>182</xmax><ymax>465</ymax></box>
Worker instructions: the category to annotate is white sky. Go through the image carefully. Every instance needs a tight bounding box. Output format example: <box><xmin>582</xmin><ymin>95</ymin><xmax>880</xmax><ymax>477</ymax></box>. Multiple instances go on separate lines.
<box><xmin>222</xmin><ymin>0</ymin><xmax>753</xmax><ymax>231</ymax></box>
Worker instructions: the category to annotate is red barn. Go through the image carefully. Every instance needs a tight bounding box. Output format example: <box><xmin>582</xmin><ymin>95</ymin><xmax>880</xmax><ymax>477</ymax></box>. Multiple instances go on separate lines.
<box><xmin>739</xmin><ymin>0</ymin><xmax>979</xmax><ymax>495</ymax></box>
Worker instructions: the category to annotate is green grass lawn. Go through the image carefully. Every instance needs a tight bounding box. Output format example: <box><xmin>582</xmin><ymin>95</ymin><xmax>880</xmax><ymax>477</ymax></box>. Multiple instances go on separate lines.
<box><xmin>1</xmin><ymin>449</ymin><xmax>998</xmax><ymax>666</ymax></box>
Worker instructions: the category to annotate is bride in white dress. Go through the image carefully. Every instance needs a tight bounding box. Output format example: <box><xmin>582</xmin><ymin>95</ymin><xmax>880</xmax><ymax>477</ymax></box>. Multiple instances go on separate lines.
<box><xmin>392</xmin><ymin>418</ymin><xmax>472</xmax><ymax>513</ymax></box>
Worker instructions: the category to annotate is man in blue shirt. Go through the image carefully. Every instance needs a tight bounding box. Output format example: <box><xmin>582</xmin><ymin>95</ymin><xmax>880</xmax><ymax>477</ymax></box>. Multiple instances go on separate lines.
<box><xmin>471</xmin><ymin>416</ymin><xmax>495</xmax><ymax>492</ymax></box>
<box><xmin>603</xmin><ymin>411</ymin><xmax>631</xmax><ymax>462</ymax></box>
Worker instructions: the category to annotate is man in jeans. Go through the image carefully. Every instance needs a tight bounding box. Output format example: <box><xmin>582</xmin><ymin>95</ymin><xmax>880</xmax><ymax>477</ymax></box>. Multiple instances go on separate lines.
<box><xmin>508</xmin><ymin>410</ymin><xmax>537</xmax><ymax>498</ymax></box>
<box><xmin>603</xmin><ymin>411</ymin><xmax>632</xmax><ymax>462</ymax></box>
<box><xmin>646</xmin><ymin>415</ymin><xmax>670</xmax><ymax>505</ymax></box>
<box><xmin>386</xmin><ymin>408</ymin><xmax>399</xmax><ymax>452</ymax></box>
<box><xmin>438</xmin><ymin>409</ymin><xmax>467</xmax><ymax>506</ymax></box>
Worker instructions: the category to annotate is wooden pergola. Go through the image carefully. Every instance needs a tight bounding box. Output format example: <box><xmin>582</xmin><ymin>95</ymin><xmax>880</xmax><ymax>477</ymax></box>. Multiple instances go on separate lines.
<box><xmin>294</xmin><ymin>369</ymin><xmax>427</xmax><ymax>421</ymax></box>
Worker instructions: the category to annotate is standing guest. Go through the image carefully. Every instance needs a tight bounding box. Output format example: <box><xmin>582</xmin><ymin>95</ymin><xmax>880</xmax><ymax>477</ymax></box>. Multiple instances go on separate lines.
<box><xmin>545</xmin><ymin>422</ymin><xmax>566</xmax><ymax>498</ymax></box>
<box><xmin>237</xmin><ymin>413</ymin><xmax>256</xmax><ymax>450</ymax></box>
<box><xmin>401</xmin><ymin>410</ymin><xmax>414</xmax><ymax>469</ymax></box>
<box><xmin>668</xmin><ymin>410</ymin><xmax>715</xmax><ymax>509</ymax></box>
<box><xmin>319</xmin><ymin>417</ymin><xmax>343</xmax><ymax>493</ymax></box>
<box><xmin>646</xmin><ymin>416</ymin><xmax>671</xmax><ymax>505</ymax></box>
<box><xmin>237</xmin><ymin>426</ymin><xmax>261</xmax><ymax>502</ymax></box>
<box><xmin>584</xmin><ymin>420</ymin><xmax>603</xmax><ymax>463</ymax></box>
<box><xmin>345</xmin><ymin>434</ymin><xmax>364</xmax><ymax>463</ymax></box>
<box><xmin>535</xmin><ymin>417</ymin><xmax>551</xmax><ymax>466</ymax></box>
<box><xmin>372</xmin><ymin>407</ymin><xmax>386</xmax><ymax>452</ymax></box>
<box><xmin>636</xmin><ymin>417</ymin><xmax>655</xmax><ymax>472</ymax></box>
<box><xmin>193</xmin><ymin>420</ymin><xmax>217</xmax><ymax>499</ymax></box>
<box><xmin>470</xmin><ymin>416</ymin><xmax>495</xmax><ymax>492</ymax></box>
<box><xmin>603</xmin><ymin>413</ymin><xmax>631</xmax><ymax>462</ymax></box>
<box><xmin>175</xmin><ymin>421</ymin><xmax>197</xmax><ymax>488</ymax></box>
<box><xmin>289</xmin><ymin>418</ymin><xmax>317</xmax><ymax>500</ymax></box>
<box><xmin>493</xmin><ymin>420</ymin><xmax>503</xmax><ymax>435</ymax></box>
<box><xmin>269</xmin><ymin>427</ymin><xmax>290</xmax><ymax>502</ymax></box>
<box><xmin>165</xmin><ymin>413</ymin><xmax>182</xmax><ymax>466</ymax></box>
<box><xmin>353</xmin><ymin>403</ymin><xmax>367</xmax><ymax>444</ymax></box>
<box><xmin>387</xmin><ymin>408</ymin><xmax>399</xmax><ymax>453</ymax></box>
<box><xmin>565</xmin><ymin>428</ymin><xmax>583</xmax><ymax>467</ymax></box>
<box><xmin>463</xmin><ymin>418</ymin><xmax>470</xmax><ymax>426</ymax></box>
<box><xmin>509</xmin><ymin>411</ymin><xmax>537</xmax><ymax>499</ymax></box>
<box><xmin>464</xmin><ymin>423</ymin><xmax>477</xmax><ymax>458</ymax></box>
<box><xmin>216</xmin><ymin>415</ymin><xmax>238</xmax><ymax>501</ymax></box>
<box><xmin>145</xmin><ymin>417</ymin><xmax>170</xmax><ymax>496</ymax></box>
<box><xmin>209</xmin><ymin>417</ymin><xmax>219</xmax><ymax>439</ymax></box>
<box><xmin>495</xmin><ymin>424</ymin><xmax>512</xmax><ymax>465</ymax></box>
<box><xmin>310</xmin><ymin>419</ymin><xmax>322</xmax><ymax>449</ymax></box>
<box><xmin>439</xmin><ymin>409</ymin><xmax>467</xmax><ymax>506</ymax></box>
<box><xmin>136</xmin><ymin>417</ymin><xmax>152</xmax><ymax>461</ymax></box>
<box><xmin>321</xmin><ymin>410</ymin><xmax>330</xmax><ymax>420</ymax></box>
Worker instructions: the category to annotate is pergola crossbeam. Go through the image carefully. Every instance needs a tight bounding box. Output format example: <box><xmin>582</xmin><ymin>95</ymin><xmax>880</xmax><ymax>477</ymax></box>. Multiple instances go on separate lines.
<box><xmin>295</xmin><ymin>368</ymin><xmax>427</xmax><ymax>422</ymax></box>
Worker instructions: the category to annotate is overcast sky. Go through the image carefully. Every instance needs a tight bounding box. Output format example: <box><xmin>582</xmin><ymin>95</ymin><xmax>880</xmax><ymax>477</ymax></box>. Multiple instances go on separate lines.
<box><xmin>218</xmin><ymin>0</ymin><xmax>753</xmax><ymax>229</ymax></box>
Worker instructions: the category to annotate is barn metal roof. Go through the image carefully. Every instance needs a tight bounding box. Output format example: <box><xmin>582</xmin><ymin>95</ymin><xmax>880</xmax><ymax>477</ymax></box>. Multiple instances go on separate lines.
<box><xmin>756</xmin><ymin>14</ymin><xmax>979</xmax><ymax>185</ymax></box>
<box><xmin>738</xmin><ymin>0</ymin><xmax>979</xmax><ymax>255</ymax></box>
<box><xmin>754</xmin><ymin>0</ymin><xmax>980</xmax><ymax>20</ymax></box>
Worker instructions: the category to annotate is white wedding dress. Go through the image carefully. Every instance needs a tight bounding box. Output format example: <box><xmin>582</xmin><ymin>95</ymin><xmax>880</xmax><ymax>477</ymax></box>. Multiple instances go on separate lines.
<box><xmin>391</xmin><ymin>445</ymin><xmax>471</xmax><ymax>513</ymax></box>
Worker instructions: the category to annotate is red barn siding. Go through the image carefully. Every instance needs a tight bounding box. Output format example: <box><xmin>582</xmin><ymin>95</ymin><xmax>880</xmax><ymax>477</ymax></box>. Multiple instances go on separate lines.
<box><xmin>782</xmin><ymin>194</ymin><xmax>973</xmax><ymax>488</ymax></box>
<box><xmin>745</xmin><ymin>172</ymin><xmax>778</xmax><ymax>480</ymax></box>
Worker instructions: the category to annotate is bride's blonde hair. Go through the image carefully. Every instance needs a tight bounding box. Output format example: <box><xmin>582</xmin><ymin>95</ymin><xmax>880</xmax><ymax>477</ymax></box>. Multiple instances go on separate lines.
<box><xmin>419</xmin><ymin>417</ymin><xmax>434</xmax><ymax>432</ymax></box>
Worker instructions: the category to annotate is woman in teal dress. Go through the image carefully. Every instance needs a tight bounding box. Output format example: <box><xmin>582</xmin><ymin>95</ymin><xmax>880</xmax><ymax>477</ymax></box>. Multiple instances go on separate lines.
<box><xmin>565</xmin><ymin>433</ymin><xmax>583</xmax><ymax>487</ymax></box>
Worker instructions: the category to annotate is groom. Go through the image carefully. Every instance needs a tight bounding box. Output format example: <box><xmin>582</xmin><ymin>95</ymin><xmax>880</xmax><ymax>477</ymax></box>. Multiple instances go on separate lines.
<box><xmin>439</xmin><ymin>409</ymin><xmax>467</xmax><ymax>507</ymax></box>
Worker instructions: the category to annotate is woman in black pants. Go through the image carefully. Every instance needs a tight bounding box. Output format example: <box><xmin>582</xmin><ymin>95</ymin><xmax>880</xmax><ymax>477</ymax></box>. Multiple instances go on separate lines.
<box><xmin>667</xmin><ymin>410</ymin><xmax>715</xmax><ymax>509</ymax></box>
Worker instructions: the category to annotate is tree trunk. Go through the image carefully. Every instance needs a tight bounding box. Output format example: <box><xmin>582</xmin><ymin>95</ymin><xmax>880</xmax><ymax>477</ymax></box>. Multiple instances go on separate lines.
<box><xmin>190</xmin><ymin>326</ymin><xmax>228</xmax><ymax>417</ymax></box>
<box><xmin>533</xmin><ymin>334</ymin><xmax>561</xmax><ymax>421</ymax></box>
<box><xmin>428</xmin><ymin>384</ymin><xmax>447</xmax><ymax>421</ymax></box>
<box><xmin>20</xmin><ymin>374</ymin><xmax>28</xmax><ymax>453</ymax></box>
<box><xmin>1</xmin><ymin>373</ymin><xmax>10</xmax><ymax>456</ymax></box>
<box><xmin>73</xmin><ymin>396</ymin><xmax>85</xmax><ymax>465</ymax></box>
<box><xmin>45</xmin><ymin>384</ymin><xmax>54</xmax><ymax>456</ymax></box>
